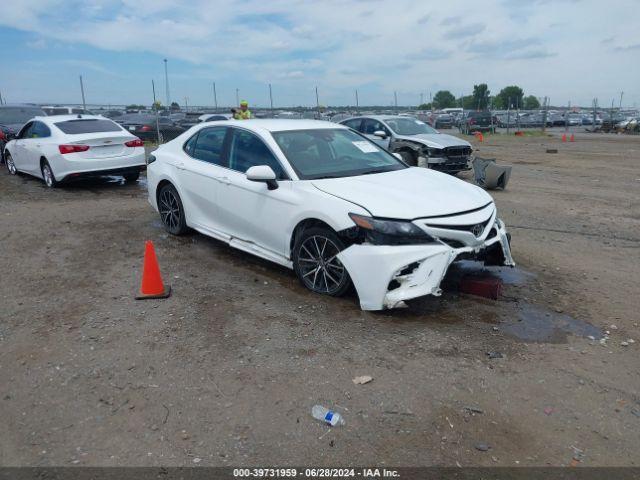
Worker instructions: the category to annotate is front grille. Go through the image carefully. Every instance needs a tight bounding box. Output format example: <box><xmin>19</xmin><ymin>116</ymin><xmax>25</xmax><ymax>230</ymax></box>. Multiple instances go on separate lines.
<box><xmin>444</xmin><ymin>146</ymin><xmax>472</xmax><ymax>159</ymax></box>
<box><xmin>426</xmin><ymin>217</ymin><xmax>492</xmax><ymax>237</ymax></box>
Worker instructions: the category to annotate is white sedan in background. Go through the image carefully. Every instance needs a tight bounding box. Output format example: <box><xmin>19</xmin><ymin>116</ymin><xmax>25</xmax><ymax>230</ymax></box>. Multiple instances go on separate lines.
<box><xmin>147</xmin><ymin>120</ymin><xmax>514</xmax><ymax>310</ymax></box>
<box><xmin>4</xmin><ymin>115</ymin><xmax>146</xmax><ymax>187</ymax></box>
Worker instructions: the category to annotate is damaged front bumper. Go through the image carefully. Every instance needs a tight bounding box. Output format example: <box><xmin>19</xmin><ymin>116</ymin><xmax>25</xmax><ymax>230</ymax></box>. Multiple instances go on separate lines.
<box><xmin>337</xmin><ymin>219</ymin><xmax>514</xmax><ymax>311</ymax></box>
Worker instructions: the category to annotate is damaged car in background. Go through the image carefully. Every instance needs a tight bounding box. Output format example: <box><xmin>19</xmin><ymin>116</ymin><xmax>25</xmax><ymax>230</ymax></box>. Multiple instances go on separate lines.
<box><xmin>147</xmin><ymin>120</ymin><xmax>513</xmax><ymax>311</ymax></box>
<box><xmin>340</xmin><ymin>115</ymin><xmax>473</xmax><ymax>174</ymax></box>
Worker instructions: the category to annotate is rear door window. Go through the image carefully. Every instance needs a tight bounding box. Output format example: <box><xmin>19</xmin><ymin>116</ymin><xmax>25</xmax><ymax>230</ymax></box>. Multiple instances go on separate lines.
<box><xmin>192</xmin><ymin>127</ymin><xmax>228</xmax><ymax>166</ymax></box>
<box><xmin>54</xmin><ymin>119</ymin><xmax>123</xmax><ymax>134</ymax></box>
<box><xmin>30</xmin><ymin>121</ymin><xmax>51</xmax><ymax>138</ymax></box>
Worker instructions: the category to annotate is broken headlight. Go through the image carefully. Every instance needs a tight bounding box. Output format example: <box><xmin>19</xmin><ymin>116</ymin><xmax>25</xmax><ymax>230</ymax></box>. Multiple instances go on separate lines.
<box><xmin>425</xmin><ymin>147</ymin><xmax>445</xmax><ymax>157</ymax></box>
<box><xmin>349</xmin><ymin>213</ymin><xmax>437</xmax><ymax>245</ymax></box>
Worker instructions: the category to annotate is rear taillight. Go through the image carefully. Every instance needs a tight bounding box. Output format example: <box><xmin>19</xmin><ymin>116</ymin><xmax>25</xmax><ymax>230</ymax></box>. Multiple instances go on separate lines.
<box><xmin>59</xmin><ymin>144</ymin><xmax>90</xmax><ymax>154</ymax></box>
<box><xmin>140</xmin><ymin>125</ymin><xmax>152</xmax><ymax>132</ymax></box>
<box><xmin>125</xmin><ymin>138</ymin><xmax>144</xmax><ymax>147</ymax></box>
<box><xmin>0</xmin><ymin>131</ymin><xmax>5</xmax><ymax>140</ymax></box>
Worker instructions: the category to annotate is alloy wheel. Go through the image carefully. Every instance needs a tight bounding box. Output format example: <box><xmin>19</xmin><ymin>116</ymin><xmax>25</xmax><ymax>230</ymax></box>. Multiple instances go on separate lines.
<box><xmin>6</xmin><ymin>154</ymin><xmax>16</xmax><ymax>175</ymax></box>
<box><xmin>42</xmin><ymin>164</ymin><xmax>54</xmax><ymax>187</ymax></box>
<box><xmin>159</xmin><ymin>188</ymin><xmax>181</xmax><ymax>231</ymax></box>
<box><xmin>297</xmin><ymin>235</ymin><xmax>347</xmax><ymax>294</ymax></box>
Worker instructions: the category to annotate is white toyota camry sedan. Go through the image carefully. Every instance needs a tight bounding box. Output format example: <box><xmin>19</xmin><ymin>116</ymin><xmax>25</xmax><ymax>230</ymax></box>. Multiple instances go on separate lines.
<box><xmin>4</xmin><ymin>115</ymin><xmax>146</xmax><ymax>187</ymax></box>
<box><xmin>147</xmin><ymin>119</ymin><xmax>514</xmax><ymax>310</ymax></box>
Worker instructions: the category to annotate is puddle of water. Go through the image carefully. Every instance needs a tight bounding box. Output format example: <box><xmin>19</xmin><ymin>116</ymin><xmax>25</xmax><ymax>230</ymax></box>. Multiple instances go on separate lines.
<box><xmin>451</xmin><ymin>260</ymin><xmax>536</xmax><ymax>285</ymax></box>
<box><xmin>500</xmin><ymin>303</ymin><xmax>603</xmax><ymax>343</ymax></box>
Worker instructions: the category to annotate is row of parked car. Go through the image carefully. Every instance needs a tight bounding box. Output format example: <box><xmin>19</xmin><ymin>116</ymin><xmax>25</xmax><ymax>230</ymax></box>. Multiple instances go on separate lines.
<box><xmin>0</xmin><ymin>104</ymin><xmax>233</xmax><ymax>163</ymax></box>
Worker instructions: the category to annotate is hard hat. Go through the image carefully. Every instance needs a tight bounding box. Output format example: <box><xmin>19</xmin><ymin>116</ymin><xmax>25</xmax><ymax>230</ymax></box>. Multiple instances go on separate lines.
<box><xmin>240</xmin><ymin>100</ymin><xmax>248</xmax><ymax>106</ymax></box>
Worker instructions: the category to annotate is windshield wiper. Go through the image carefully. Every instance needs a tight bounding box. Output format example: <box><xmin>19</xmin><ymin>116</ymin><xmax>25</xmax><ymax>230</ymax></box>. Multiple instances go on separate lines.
<box><xmin>359</xmin><ymin>169</ymin><xmax>389</xmax><ymax>175</ymax></box>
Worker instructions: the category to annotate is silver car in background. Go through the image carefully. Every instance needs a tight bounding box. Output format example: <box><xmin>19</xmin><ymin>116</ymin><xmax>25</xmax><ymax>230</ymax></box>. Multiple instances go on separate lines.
<box><xmin>340</xmin><ymin>115</ymin><xmax>473</xmax><ymax>174</ymax></box>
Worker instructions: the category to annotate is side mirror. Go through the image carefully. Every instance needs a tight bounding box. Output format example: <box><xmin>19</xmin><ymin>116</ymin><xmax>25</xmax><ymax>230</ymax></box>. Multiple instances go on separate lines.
<box><xmin>373</xmin><ymin>130</ymin><xmax>387</xmax><ymax>139</ymax></box>
<box><xmin>246</xmin><ymin>165</ymin><xmax>278</xmax><ymax>190</ymax></box>
<box><xmin>393</xmin><ymin>153</ymin><xmax>403</xmax><ymax>161</ymax></box>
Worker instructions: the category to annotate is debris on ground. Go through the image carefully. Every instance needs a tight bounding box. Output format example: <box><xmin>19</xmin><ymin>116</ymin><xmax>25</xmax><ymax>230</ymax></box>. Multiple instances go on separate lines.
<box><xmin>487</xmin><ymin>351</ymin><xmax>504</xmax><ymax>359</ymax></box>
<box><xmin>475</xmin><ymin>442</ymin><xmax>491</xmax><ymax>452</ymax></box>
<box><xmin>352</xmin><ymin>375</ymin><xmax>373</xmax><ymax>385</ymax></box>
<box><xmin>312</xmin><ymin>405</ymin><xmax>345</xmax><ymax>426</ymax></box>
<box><xmin>463</xmin><ymin>406</ymin><xmax>484</xmax><ymax>415</ymax></box>
<box><xmin>543</xmin><ymin>407</ymin><xmax>554</xmax><ymax>415</ymax></box>
<box><xmin>570</xmin><ymin>446</ymin><xmax>585</xmax><ymax>466</ymax></box>
<box><xmin>460</xmin><ymin>276</ymin><xmax>503</xmax><ymax>300</ymax></box>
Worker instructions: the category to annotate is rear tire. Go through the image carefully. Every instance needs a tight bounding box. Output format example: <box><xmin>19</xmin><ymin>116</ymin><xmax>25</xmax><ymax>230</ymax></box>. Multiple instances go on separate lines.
<box><xmin>158</xmin><ymin>183</ymin><xmax>188</xmax><ymax>235</ymax></box>
<box><xmin>41</xmin><ymin>160</ymin><xmax>58</xmax><ymax>188</ymax></box>
<box><xmin>123</xmin><ymin>170</ymin><xmax>140</xmax><ymax>183</ymax></box>
<box><xmin>6</xmin><ymin>153</ymin><xmax>17</xmax><ymax>175</ymax></box>
<box><xmin>293</xmin><ymin>226</ymin><xmax>351</xmax><ymax>297</ymax></box>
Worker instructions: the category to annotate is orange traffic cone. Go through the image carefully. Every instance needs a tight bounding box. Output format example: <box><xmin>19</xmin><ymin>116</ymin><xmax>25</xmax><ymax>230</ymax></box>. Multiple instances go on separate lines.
<box><xmin>561</xmin><ymin>133</ymin><xmax>567</xmax><ymax>142</ymax></box>
<box><xmin>570</xmin><ymin>134</ymin><xmax>575</xmax><ymax>142</ymax></box>
<box><xmin>136</xmin><ymin>240</ymin><xmax>171</xmax><ymax>299</ymax></box>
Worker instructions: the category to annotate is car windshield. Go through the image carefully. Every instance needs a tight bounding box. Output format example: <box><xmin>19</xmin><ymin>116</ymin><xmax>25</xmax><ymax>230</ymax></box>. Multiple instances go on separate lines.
<box><xmin>0</xmin><ymin>107</ymin><xmax>45</xmax><ymax>124</ymax></box>
<box><xmin>54</xmin><ymin>119</ymin><xmax>123</xmax><ymax>134</ymax></box>
<box><xmin>272</xmin><ymin>128</ymin><xmax>406</xmax><ymax>180</ymax></box>
<box><xmin>383</xmin><ymin>117</ymin><xmax>437</xmax><ymax>135</ymax></box>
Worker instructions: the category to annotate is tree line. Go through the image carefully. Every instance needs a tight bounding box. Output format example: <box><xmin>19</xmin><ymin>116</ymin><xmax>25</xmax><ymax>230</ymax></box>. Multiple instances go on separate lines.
<box><xmin>419</xmin><ymin>84</ymin><xmax>541</xmax><ymax>111</ymax></box>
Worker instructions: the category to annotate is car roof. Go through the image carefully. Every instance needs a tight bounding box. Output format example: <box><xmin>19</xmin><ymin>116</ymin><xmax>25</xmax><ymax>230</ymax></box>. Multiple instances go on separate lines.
<box><xmin>342</xmin><ymin>115</ymin><xmax>419</xmax><ymax>122</ymax></box>
<box><xmin>200</xmin><ymin>119</ymin><xmax>348</xmax><ymax>133</ymax></box>
<box><xmin>35</xmin><ymin>114</ymin><xmax>108</xmax><ymax>124</ymax></box>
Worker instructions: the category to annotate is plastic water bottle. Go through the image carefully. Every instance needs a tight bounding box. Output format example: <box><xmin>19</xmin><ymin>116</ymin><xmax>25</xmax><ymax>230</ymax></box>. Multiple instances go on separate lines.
<box><xmin>312</xmin><ymin>405</ymin><xmax>345</xmax><ymax>426</ymax></box>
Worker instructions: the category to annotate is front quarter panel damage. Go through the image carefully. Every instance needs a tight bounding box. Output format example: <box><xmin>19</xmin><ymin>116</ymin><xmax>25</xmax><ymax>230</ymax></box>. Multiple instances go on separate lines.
<box><xmin>337</xmin><ymin>243</ymin><xmax>457</xmax><ymax>310</ymax></box>
<box><xmin>337</xmin><ymin>219</ymin><xmax>514</xmax><ymax>311</ymax></box>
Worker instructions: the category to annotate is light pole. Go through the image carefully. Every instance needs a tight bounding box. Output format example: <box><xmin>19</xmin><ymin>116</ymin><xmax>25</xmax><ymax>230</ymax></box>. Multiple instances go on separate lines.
<box><xmin>269</xmin><ymin>84</ymin><xmax>274</xmax><ymax>112</ymax></box>
<box><xmin>213</xmin><ymin>82</ymin><xmax>218</xmax><ymax>111</ymax></box>
<box><xmin>235</xmin><ymin>88</ymin><xmax>239</xmax><ymax>107</ymax></box>
<box><xmin>163</xmin><ymin>59</ymin><xmax>170</xmax><ymax>107</ymax></box>
<box><xmin>79</xmin><ymin>75</ymin><xmax>86</xmax><ymax>111</ymax></box>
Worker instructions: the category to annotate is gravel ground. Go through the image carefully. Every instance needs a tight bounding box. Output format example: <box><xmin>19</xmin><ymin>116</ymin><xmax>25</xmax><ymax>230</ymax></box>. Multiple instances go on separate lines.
<box><xmin>0</xmin><ymin>131</ymin><xmax>639</xmax><ymax>467</ymax></box>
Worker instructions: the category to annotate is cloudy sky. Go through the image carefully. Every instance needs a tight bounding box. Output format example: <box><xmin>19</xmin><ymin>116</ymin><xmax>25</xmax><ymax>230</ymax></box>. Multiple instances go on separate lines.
<box><xmin>0</xmin><ymin>0</ymin><xmax>638</xmax><ymax>108</ymax></box>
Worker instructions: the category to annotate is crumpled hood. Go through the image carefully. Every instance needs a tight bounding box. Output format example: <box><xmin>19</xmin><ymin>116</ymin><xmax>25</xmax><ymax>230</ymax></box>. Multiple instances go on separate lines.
<box><xmin>396</xmin><ymin>133</ymin><xmax>472</xmax><ymax>149</ymax></box>
<box><xmin>312</xmin><ymin>167</ymin><xmax>493</xmax><ymax>219</ymax></box>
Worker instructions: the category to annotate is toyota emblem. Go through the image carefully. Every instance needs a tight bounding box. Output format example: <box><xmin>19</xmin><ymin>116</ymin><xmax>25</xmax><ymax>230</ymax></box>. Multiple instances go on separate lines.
<box><xmin>471</xmin><ymin>224</ymin><xmax>484</xmax><ymax>237</ymax></box>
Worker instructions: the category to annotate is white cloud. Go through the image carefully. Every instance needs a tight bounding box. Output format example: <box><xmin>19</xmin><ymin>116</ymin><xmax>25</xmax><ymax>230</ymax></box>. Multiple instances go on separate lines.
<box><xmin>1</xmin><ymin>0</ymin><xmax>639</xmax><ymax>105</ymax></box>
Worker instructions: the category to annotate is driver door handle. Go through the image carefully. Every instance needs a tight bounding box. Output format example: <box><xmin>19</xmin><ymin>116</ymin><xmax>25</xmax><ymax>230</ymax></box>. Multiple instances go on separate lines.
<box><xmin>175</xmin><ymin>162</ymin><xmax>186</xmax><ymax>170</ymax></box>
<box><xmin>217</xmin><ymin>176</ymin><xmax>230</xmax><ymax>185</ymax></box>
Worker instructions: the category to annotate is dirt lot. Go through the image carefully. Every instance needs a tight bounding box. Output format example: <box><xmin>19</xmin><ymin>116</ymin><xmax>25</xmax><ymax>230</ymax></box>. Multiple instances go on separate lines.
<box><xmin>1</xmin><ymin>131</ymin><xmax>639</xmax><ymax>467</ymax></box>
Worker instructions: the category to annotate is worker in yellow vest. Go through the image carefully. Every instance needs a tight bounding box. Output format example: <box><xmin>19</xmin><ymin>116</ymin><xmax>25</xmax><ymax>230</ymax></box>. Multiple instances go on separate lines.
<box><xmin>234</xmin><ymin>100</ymin><xmax>252</xmax><ymax>120</ymax></box>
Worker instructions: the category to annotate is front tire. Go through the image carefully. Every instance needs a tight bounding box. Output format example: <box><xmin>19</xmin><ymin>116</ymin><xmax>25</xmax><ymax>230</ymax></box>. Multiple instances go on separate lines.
<box><xmin>398</xmin><ymin>150</ymin><xmax>417</xmax><ymax>166</ymax></box>
<box><xmin>41</xmin><ymin>160</ymin><xmax>58</xmax><ymax>188</ymax></box>
<box><xmin>293</xmin><ymin>227</ymin><xmax>351</xmax><ymax>297</ymax></box>
<box><xmin>158</xmin><ymin>183</ymin><xmax>188</xmax><ymax>235</ymax></box>
<box><xmin>6</xmin><ymin>153</ymin><xmax>17</xmax><ymax>175</ymax></box>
